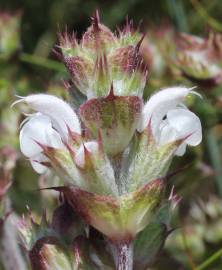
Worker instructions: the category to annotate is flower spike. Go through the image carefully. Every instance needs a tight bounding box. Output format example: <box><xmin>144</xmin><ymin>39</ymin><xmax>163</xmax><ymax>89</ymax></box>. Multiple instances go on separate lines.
<box><xmin>14</xmin><ymin>14</ymin><xmax>203</xmax><ymax>269</ymax></box>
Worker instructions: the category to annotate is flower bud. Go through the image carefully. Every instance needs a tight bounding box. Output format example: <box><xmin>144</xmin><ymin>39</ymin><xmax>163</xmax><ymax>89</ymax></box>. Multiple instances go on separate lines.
<box><xmin>63</xmin><ymin>55</ymin><xmax>94</xmax><ymax>96</ymax></box>
<box><xmin>59</xmin><ymin>12</ymin><xmax>147</xmax><ymax>98</ymax></box>
<box><xmin>81</xmin><ymin>11</ymin><xmax>116</xmax><ymax>51</ymax></box>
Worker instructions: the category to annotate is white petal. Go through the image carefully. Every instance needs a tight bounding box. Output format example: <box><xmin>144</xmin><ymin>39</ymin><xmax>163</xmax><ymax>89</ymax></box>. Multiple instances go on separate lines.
<box><xmin>138</xmin><ymin>87</ymin><xmax>192</xmax><ymax>133</ymax></box>
<box><xmin>31</xmin><ymin>160</ymin><xmax>47</xmax><ymax>174</ymax></box>
<box><xmin>20</xmin><ymin>114</ymin><xmax>51</xmax><ymax>157</ymax></box>
<box><xmin>175</xmin><ymin>143</ymin><xmax>187</xmax><ymax>156</ymax></box>
<box><xmin>75</xmin><ymin>141</ymin><xmax>99</xmax><ymax>168</ymax></box>
<box><xmin>30</xmin><ymin>154</ymin><xmax>48</xmax><ymax>174</ymax></box>
<box><xmin>167</xmin><ymin>108</ymin><xmax>202</xmax><ymax>146</ymax></box>
<box><xmin>20</xmin><ymin>114</ymin><xmax>64</xmax><ymax>158</ymax></box>
<box><xmin>23</xmin><ymin>94</ymin><xmax>81</xmax><ymax>139</ymax></box>
<box><xmin>30</xmin><ymin>154</ymin><xmax>49</xmax><ymax>174</ymax></box>
<box><xmin>159</xmin><ymin>121</ymin><xmax>178</xmax><ymax>145</ymax></box>
<box><xmin>45</xmin><ymin>126</ymin><xmax>65</xmax><ymax>149</ymax></box>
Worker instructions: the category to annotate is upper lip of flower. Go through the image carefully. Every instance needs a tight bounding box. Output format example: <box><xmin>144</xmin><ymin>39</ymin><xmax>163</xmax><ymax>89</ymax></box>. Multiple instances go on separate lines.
<box><xmin>13</xmin><ymin>94</ymin><xmax>81</xmax><ymax>174</ymax></box>
<box><xmin>12</xmin><ymin>93</ymin><xmax>82</xmax><ymax>140</ymax></box>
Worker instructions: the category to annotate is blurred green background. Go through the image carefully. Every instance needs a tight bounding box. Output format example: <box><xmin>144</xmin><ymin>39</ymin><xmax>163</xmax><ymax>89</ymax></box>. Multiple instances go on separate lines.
<box><xmin>1</xmin><ymin>0</ymin><xmax>222</xmax><ymax>269</ymax></box>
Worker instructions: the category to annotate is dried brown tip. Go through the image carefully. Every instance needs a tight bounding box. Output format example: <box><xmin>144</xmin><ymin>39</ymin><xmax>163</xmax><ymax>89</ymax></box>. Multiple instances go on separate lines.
<box><xmin>124</xmin><ymin>16</ymin><xmax>134</xmax><ymax>34</ymax></box>
<box><xmin>91</xmin><ymin>9</ymin><xmax>101</xmax><ymax>32</ymax></box>
<box><xmin>106</xmin><ymin>82</ymin><xmax>116</xmax><ymax>101</ymax></box>
<box><xmin>135</xmin><ymin>33</ymin><xmax>146</xmax><ymax>52</ymax></box>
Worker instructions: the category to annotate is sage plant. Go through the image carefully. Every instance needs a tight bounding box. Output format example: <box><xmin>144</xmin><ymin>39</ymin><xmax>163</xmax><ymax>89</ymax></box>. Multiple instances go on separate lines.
<box><xmin>14</xmin><ymin>13</ymin><xmax>202</xmax><ymax>270</ymax></box>
<box><xmin>176</xmin><ymin>32</ymin><xmax>222</xmax><ymax>88</ymax></box>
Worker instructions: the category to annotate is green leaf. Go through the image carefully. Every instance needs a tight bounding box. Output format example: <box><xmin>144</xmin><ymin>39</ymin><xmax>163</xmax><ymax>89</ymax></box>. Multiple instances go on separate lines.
<box><xmin>133</xmin><ymin>223</ymin><xmax>167</xmax><ymax>270</ymax></box>
<box><xmin>154</xmin><ymin>202</ymin><xmax>172</xmax><ymax>227</ymax></box>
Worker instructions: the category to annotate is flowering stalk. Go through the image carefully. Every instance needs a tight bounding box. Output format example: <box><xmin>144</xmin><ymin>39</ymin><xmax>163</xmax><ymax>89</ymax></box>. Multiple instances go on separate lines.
<box><xmin>13</xmin><ymin>12</ymin><xmax>202</xmax><ymax>269</ymax></box>
<box><xmin>116</xmin><ymin>243</ymin><xmax>133</xmax><ymax>270</ymax></box>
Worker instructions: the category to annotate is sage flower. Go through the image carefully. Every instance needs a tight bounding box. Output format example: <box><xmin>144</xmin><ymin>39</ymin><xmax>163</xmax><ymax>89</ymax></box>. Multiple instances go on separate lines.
<box><xmin>14</xmin><ymin>13</ymin><xmax>203</xmax><ymax>269</ymax></box>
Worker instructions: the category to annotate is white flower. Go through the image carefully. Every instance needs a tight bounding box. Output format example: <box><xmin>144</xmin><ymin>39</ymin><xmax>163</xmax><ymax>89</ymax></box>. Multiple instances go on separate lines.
<box><xmin>138</xmin><ymin>87</ymin><xmax>202</xmax><ymax>155</ymax></box>
<box><xmin>15</xmin><ymin>94</ymin><xmax>81</xmax><ymax>140</ymax></box>
<box><xmin>20</xmin><ymin>113</ymin><xmax>65</xmax><ymax>173</ymax></box>
<box><xmin>17</xmin><ymin>94</ymin><xmax>82</xmax><ymax>173</ymax></box>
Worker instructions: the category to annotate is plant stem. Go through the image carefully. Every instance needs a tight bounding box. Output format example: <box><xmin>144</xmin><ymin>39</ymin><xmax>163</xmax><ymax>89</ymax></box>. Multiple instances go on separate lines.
<box><xmin>116</xmin><ymin>243</ymin><xmax>133</xmax><ymax>270</ymax></box>
<box><xmin>196</xmin><ymin>247</ymin><xmax>222</xmax><ymax>270</ymax></box>
<box><xmin>190</xmin><ymin>0</ymin><xmax>222</xmax><ymax>31</ymax></box>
